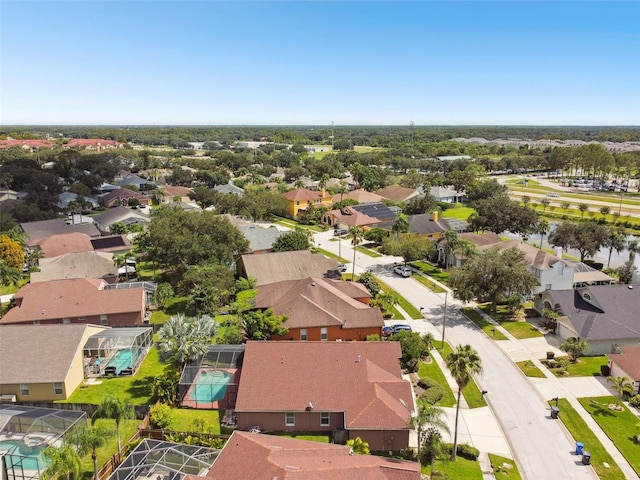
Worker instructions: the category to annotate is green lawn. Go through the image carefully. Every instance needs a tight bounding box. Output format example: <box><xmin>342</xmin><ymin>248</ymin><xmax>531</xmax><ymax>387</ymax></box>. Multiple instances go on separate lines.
<box><xmin>516</xmin><ymin>360</ymin><xmax>546</xmax><ymax>378</ymax></box>
<box><xmin>547</xmin><ymin>356</ymin><xmax>608</xmax><ymax>377</ymax></box>
<box><xmin>0</xmin><ymin>277</ymin><xmax>28</xmax><ymax>295</ymax></box>
<box><xmin>271</xmin><ymin>432</ymin><xmax>330</xmax><ymax>443</ymax></box>
<box><xmin>441</xmin><ymin>206</ymin><xmax>475</xmax><ymax>222</ymax></box>
<box><xmin>488</xmin><ymin>454</ymin><xmax>522</xmax><ymax>480</ymax></box>
<box><xmin>412</xmin><ymin>273</ymin><xmax>447</xmax><ymax>294</ymax></box>
<box><xmin>67</xmin><ymin>346</ymin><xmax>167</xmax><ymax>405</ymax></box>
<box><xmin>433</xmin><ymin>341</ymin><xmax>486</xmax><ymax>409</ymax></box>
<box><xmin>479</xmin><ymin>305</ymin><xmax>542</xmax><ymax>339</ymax></box>
<box><xmin>579</xmin><ymin>396</ymin><xmax>640</xmax><ymax>476</ymax></box>
<box><xmin>169</xmin><ymin>409</ymin><xmax>221</xmax><ymax>433</ymax></box>
<box><xmin>355</xmin><ymin>245</ymin><xmax>382</xmax><ymax>257</ymax></box>
<box><xmin>427</xmin><ymin>456</ymin><xmax>483</xmax><ymax>479</ymax></box>
<box><xmin>273</xmin><ymin>216</ymin><xmax>325</xmax><ymax>232</ymax></box>
<box><xmin>553</xmin><ymin>399</ymin><xmax>625</xmax><ymax>480</ymax></box>
<box><xmin>315</xmin><ymin>247</ymin><xmax>350</xmax><ymax>264</ymax></box>
<box><xmin>460</xmin><ymin>307</ymin><xmax>508</xmax><ymax>340</ymax></box>
<box><xmin>376</xmin><ymin>278</ymin><xmax>422</xmax><ymax>319</ymax></box>
<box><xmin>411</xmin><ymin>261</ymin><xmax>450</xmax><ymax>284</ymax></box>
<box><xmin>79</xmin><ymin>419</ymin><xmax>141</xmax><ymax>480</ymax></box>
<box><xmin>150</xmin><ymin>310</ymin><xmax>170</xmax><ymax>325</ymax></box>
<box><xmin>417</xmin><ymin>359</ymin><xmax>456</xmax><ymax>407</ymax></box>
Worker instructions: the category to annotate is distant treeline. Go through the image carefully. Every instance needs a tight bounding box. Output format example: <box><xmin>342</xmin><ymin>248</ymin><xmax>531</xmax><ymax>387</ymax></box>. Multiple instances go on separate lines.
<box><xmin>2</xmin><ymin>125</ymin><xmax>639</xmax><ymax>147</ymax></box>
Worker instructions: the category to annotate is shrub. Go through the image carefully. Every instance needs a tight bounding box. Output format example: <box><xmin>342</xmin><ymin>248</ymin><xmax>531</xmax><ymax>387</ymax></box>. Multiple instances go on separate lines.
<box><xmin>417</xmin><ymin>377</ymin><xmax>445</xmax><ymax>405</ymax></box>
<box><xmin>149</xmin><ymin>403</ymin><xmax>174</xmax><ymax>429</ymax></box>
<box><xmin>445</xmin><ymin>443</ymin><xmax>479</xmax><ymax>460</ymax></box>
<box><xmin>366</xmin><ymin>334</ymin><xmax>381</xmax><ymax>341</ymax></box>
<box><xmin>629</xmin><ymin>394</ymin><xmax>640</xmax><ymax>408</ymax></box>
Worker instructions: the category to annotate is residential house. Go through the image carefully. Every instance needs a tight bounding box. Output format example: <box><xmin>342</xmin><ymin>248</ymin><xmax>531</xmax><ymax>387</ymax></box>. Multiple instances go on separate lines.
<box><xmin>323</xmin><ymin>202</ymin><xmax>399</xmax><ymax>229</ymax></box>
<box><xmin>0</xmin><ymin>324</ymin><xmax>108</xmax><ymax>401</ymax></box>
<box><xmin>239</xmin><ymin>225</ymin><xmax>283</xmax><ymax>254</ymax></box>
<box><xmin>375</xmin><ymin>185</ymin><xmax>420</xmax><ymax>203</ymax></box>
<box><xmin>331</xmin><ymin>188</ymin><xmax>385</xmax><ymax>204</ymax></box>
<box><xmin>99</xmin><ymin>188</ymin><xmax>150</xmax><ymax>208</ymax></box>
<box><xmin>57</xmin><ymin>191</ymin><xmax>99</xmax><ymax>211</ymax></box>
<box><xmin>234</xmin><ymin>341</ymin><xmax>415</xmax><ymax>451</ymax></box>
<box><xmin>65</xmin><ymin>138</ymin><xmax>122</xmax><ymax>150</ymax></box>
<box><xmin>34</xmin><ymin>232</ymin><xmax>94</xmax><ymax>258</ymax></box>
<box><xmin>379</xmin><ymin>211</ymin><xmax>466</xmax><ymax>239</ymax></box>
<box><xmin>237</xmin><ymin>250</ymin><xmax>342</xmax><ymax>286</ymax></box>
<box><xmin>213</xmin><ymin>182</ymin><xmax>245</xmax><ymax>197</ymax></box>
<box><xmin>93</xmin><ymin>206</ymin><xmax>150</xmax><ymax>233</ymax></box>
<box><xmin>203</xmin><ymin>431</ymin><xmax>420</xmax><ymax>480</ymax></box>
<box><xmin>429</xmin><ymin>186</ymin><xmax>464</xmax><ymax>203</ymax></box>
<box><xmin>607</xmin><ymin>347</ymin><xmax>640</xmax><ymax>395</ymax></box>
<box><xmin>256</xmin><ymin>277</ymin><xmax>384</xmax><ymax>341</ymax></box>
<box><xmin>536</xmin><ymin>285</ymin><xmax>640</xmax><ymax>355</ymax></box>
<box><xmin>116</xmin><ymin>174</ymin><xmax>156</xmax><ymax>191</ymax></box>
<box><xmin>282</xmin><ymin>188</ymin><xmax>333</xmax><ymax>219</ymax></box>
<box><xmin>0</xmin><ymin>139</ymin><xmax>54</xmax><ymax>152</ymax></box>
<box><xmin>30</xmin><ymin>251</ymin><xmax>117</xmax><ymax>283</ymax></box>
<box><xmin>21</xmin><ymin>218</ymin><xmax>100</xmax><ymax>247</ymax></box>
<box><xmin>161</xmin><ymin>185</ymin><xmax>193</xmax><ymax>203</ymax></box>
<box><xmin>0</xmin><ymin>278</ymin><xmax>147</xmax><ymax>327</ymax></box>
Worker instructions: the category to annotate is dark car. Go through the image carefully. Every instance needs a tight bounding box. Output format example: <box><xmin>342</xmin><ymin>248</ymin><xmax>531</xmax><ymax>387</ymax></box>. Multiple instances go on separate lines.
<box><xmin>334</xmin><ymin>228</ymin><xmax>348</xmax><ymax>236</ymax></box>
<box><xmin>390</xmin><ymin>324</ymin><xmax>412</xmax><ymax>334</ymax></box>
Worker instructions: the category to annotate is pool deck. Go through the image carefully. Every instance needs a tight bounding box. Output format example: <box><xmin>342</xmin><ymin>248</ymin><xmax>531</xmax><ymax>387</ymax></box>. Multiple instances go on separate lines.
<box><xmin>181</xmin><ymin>368</ymin><xmax>240</xmax><ymax>410</ymax></box>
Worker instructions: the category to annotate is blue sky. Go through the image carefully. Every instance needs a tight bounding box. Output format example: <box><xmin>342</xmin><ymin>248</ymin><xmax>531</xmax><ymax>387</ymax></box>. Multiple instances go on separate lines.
<box><xmin>1</xmin><ymin>1</ymin><xmax>638</xmax><ymax>125</ymax></box>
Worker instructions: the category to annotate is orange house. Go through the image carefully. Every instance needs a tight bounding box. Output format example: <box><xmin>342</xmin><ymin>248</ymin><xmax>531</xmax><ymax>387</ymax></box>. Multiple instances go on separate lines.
<box><xmin>282</xmin><ymin>188</ymin><xmax>333</xmax><ymax>219</ymax></box>
<box><xmin>255</xmin><ymin>277</ymin><xmax>384</xmax><ymax>341</ymax></box>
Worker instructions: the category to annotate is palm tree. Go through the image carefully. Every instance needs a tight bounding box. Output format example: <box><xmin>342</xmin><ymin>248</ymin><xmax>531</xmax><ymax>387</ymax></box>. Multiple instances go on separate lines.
<box><xmin>157</xmin><ymin>314</ymin><xmax>216</xmax><ymax>370</ymax></box>
<box><xmin>561</xmin><ymin>201</ymin><xmax>571</xmax><ymax>215</ymax></box>
<box><xmin>391</xmin><ymin>213</ymin><xmax>410</xmax><ymax>239</ymax></box>
<box><xmin>578</xmin><ymin>203</ymin><xmax>589</xmax><ymax>219</ymax></box>
<box><xmin>349</xmin><ymin>226</ymin><xmax>364</xmax><ymax>279</ymax></box>
<box><xmin>91</xmin><ymin>395</ymin><xmax>134</xmax><ymax>454</ymax></box>
<box><xmin>607</xmin><ymin>376</ymin><xmax>634</xmax><ymax>400</ymax></box>
<box><xmin>41</xmin><ymin>445</ymin><xmax>81</xmax><ymax>480</ymax></box>
<box><xmin>627</xmin><ymin>239</ymin><xmax>640</xmax><ymax>264</ymax></box>
<box><xmin>0</xmin><ymin>259</ymin><xmax>22</xmax><ymax>287</ymax></box>
<box><xmin>604</xmin><ymin>227</ymin><xmax>626</xmax><ymax>269</ymax></box>
<box><xmin>445</xmin><ymin>344</ymin><xmax>483</xmax><ymax>461</ymax></box>
<box><xmin>521</xmin><ymin>196</ymin><xmax>531</xmax><ymax>208</ymax></box>
<box><xmin>600</xmin><ymin>206</ymin><xmax>611</xmax><ymax>220</ymax></box>
<box><xmin>438</xmin><ymin>229</ymin><xmax>459</xmax><ymax>270</ymax></box>
<box><xmin>422</xmin><ymin>426</ymin><xmax>449</xmax><ymax>476</ymax></box>
<box><xmin>409</xmin><ymin>396</ymin><xmax>449</xmax><ymax>461</ymax></box>
<box><xmin>535</xmin><ymin>218</ymin><xmax>551</xmax><ymax>249</ymax></box>
<box><xmin>540</xmin><ymin>197</ymin><xmax>551</xmax><ymax>213</ymax></box>
<box><xmin>66</xmin><ymin>426</ymin><xmax>113</xmax><ymax>480</ymax></box>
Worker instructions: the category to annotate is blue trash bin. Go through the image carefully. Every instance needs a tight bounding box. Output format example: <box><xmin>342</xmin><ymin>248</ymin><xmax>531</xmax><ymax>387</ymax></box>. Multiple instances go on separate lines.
<box><xmin>576</xmin><ymin>442</ymin><xmax>584</xmax><ymax>455</ymax></box>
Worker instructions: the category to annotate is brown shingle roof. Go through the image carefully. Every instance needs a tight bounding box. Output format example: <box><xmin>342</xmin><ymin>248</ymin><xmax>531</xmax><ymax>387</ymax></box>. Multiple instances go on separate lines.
<box><xmin>235</xmin><ymin>342</ymin><xmax>413</xmax><ymax>430</ymax></box>
<box><xmin>0</xmin><ymin>324</ymin><xmax>107</xmax><ymax>383</ymax></box>
<box><xmin>35</xmin><ymin>232</ymin><xmax>94</xmax><ymax>258</ymax></box>
<box><xmin>163</xmin><ymin>186</ymin><xmax>192</xmax><ymax>197</ymax></box>
<box><xmin>607</xmin><ymin>347</ymin><xmax>640</xmax><ymax>381</ymax></box>
<box><xmin>375</xmin><ymin>185</ymin><xmax>418</xmax><ymax>203</ymax></box>
<box><xmin>283</xmin><ymin>188</ymin><xmax>323</xmax><ymax>201</ymax></box>
<box><xmin>329</xmin><ymin>208</ymin><xmax>381</xmax><ymax>227</ymax></box>
<box><xmin>21</xmin><ymin>219</ymin><xmax>100</xmax><ymax>246</ymax></box>
<box><xmin>239</xmin><ymin>251</ymin><xmax>340</xmax><ymax>286</ymax></box>
<box><xmin>31</xmin><ymin>251</ymin><xmax>116</xmax><ymax>283</ymax></box>
<box><xmin>205</xmin><ymin>431</ymin><xmax>421</xmax><ymax>480</ymax></box>
<box><xmin>0</xmin><ymin>278</ymin><xmax>144</xmax><ymax>325</ymax></box>
<box><xmin>331</xmin><ymin>189</ymin><xmax>385</xmax><ymax>204</ymax></box>
<box><xmin>255</xmin><ymin>278</ymin><xmax>382</xmax><ymax>330</ymax></box>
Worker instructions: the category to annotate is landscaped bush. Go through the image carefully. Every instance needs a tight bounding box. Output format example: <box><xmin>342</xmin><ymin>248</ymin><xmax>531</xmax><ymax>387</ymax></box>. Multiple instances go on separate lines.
<box><xmin>445</xmin><ymin>443</ymin><xmax>480</xmax><ymax>460</ymax></box>
<box><xmin>629</xmin><ymin>394</ymin><xmax>640</xmax><ymax>408</ymax></box>
<box><xmin>417</xmin><ymin>377</ymin><xmax>445</xmax><ymax>405</ymax></box>
<box><xmin>150</xmin><ymin>403</ymin><xmax>174</xmax><ymax>429</ymax></box>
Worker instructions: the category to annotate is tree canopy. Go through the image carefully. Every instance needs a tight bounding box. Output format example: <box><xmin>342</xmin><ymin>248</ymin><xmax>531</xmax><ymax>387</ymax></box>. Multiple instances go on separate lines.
<box><xmin>548</xmin><ymin>221</ymin><xmax>609</xmax><ymax>262</ymax></box>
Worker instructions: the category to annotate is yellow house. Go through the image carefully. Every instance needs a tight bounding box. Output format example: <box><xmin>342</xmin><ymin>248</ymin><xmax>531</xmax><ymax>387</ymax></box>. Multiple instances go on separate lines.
<box><xmin>0</xmin><ymin>324</ymin><xmax>107</xmax><ymax>401</ymax></box>
<box><xmin>282</xmin><ymin>188</ymin><xmax>333</xmax><ymax>219</ymax></box>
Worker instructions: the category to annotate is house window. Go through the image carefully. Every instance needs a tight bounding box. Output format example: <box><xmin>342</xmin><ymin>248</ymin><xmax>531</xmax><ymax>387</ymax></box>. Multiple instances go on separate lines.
<box><xmin>300</xmin><ymin>329</ymin><xmax>308</xmax><ymax>341</ymax></box>
<box><xmin>285</xmin><ymin>412</ymin><xmax>295</xmax><ymax>426</ymax></box>
<box><xmin>545</xmin><ymin>284</ymin><xmax>552</xmax><ymax>291</ymax></box>
<box><xmin>53</xmin><ymin>383</ymin><xmax>63</xmax><ymax>395</ymax></box>
<box><xmin>320</xmin><ymin>328</ymin><xmax>328</xmax><ymax>341</ymax></box>
<box><xmin>78</xmin><ymin>316</ymin><xmax>86</xmax><ymax>322</ymax></box>
<box><xmin>100</xmin><ymin>315</ymin><xmax>108</xmax><ymax>326</ymax></box>
<box><xmin>320</xmin><ymin>412</ymin><xmax>330</xmax><ymax>426</ymax></box>
<box><xmin>20</xmin><ymin>384</ymin><xmax>29</xmax><ymax>396</ymax></box>
<box><xmin>296</xmin><ymin>201</ymin><xmax>300</xmax><ymax>206</ymax></box>
<box><xmin>62</xmin><ymin>318</ymin><xmax>71</xmax><ymax>324</ymax></box>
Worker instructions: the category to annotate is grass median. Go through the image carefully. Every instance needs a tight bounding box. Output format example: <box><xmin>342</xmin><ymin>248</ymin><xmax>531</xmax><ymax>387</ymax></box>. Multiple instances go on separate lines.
<box><xmin>488</xmin><ymin>454</ymin><xmax>522</xmax><ymax>480</ymax></box>
<box><xmin>461</xmin><ymin>307</ymin><xmax>508</xmax><ymax>340</ymax></box>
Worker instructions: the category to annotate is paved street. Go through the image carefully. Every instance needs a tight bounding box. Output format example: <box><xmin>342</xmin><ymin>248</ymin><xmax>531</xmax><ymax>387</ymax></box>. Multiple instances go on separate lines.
<box><xmin>312</xmin><ymin>229</ymin><xmax>602</xmax><ymax>480</ymax></box>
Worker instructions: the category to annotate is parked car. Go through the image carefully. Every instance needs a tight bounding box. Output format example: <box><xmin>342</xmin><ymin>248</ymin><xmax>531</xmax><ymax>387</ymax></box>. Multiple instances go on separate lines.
<box><xmin>546</xmin><ymin>192</ymin><xmax>559</xmax><ymax>197</ymax></box>
<box><xmin>393</xmin><ymin>265</ymin><xmax>412</xmax><ymax>277</ymax></box>
<box><xmin>334</xmin><ymin>228</ymin><xmax>348</xmax><ymax>236</ymax></box>
<box><xmin>391</xmin><ymin>324</ymin><xmax>412</xmax><ymax>334</ymax></box>
<box><xmin>337</xmin><ymin>263</ymin><xmax>347</xmax><ymax>273</ymax></box>
<box><xmin>381</xmin><ymin>326</ymin><xmax>393</xmax><ymax>337</ymax></box>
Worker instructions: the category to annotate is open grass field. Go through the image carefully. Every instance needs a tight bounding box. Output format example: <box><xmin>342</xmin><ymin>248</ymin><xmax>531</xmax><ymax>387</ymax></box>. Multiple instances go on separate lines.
<box><xmin>460</xmin><ymin>307</ymin><xmax>508</xmax><ymax>340</ymax></box>
<box><xmin>516</xmin><ymin>360</ymin><xmax>546</xmax><ymax>378</ymax></box>
<box><xmin>417</xmin><ymin>359</ymin><xmax>456</xmax><ymax>407</ymax></box>
<box><xmin>553</xmin><ymin>399</ymin><xmax>625</xmax><ymax>480</ymax></box>
<box><xmin>488</xmin><ymin>454</ymin><xmax>522</xmax><ymax>480</ymax></box>
<box><xmin>579</xmin><ymin>396</ymin><xmax>640</xmax><ymax>476</ymax></box>
<box><xmin>441</xmin><ymin>205</ymin><xmax>475</xmax><ymax>221</ymax></box>
<box><xmin>67</xmin><ymin>346</ymin><xmax>166</xmax><ymax>405</ymax></box>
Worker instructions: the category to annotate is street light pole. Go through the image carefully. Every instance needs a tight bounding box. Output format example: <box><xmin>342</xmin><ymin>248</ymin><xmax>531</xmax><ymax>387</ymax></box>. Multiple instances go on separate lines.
<box><xmin>441</xmin><ymin>290</ymin><xmax>448</xmax><ymax>348</ymax></box>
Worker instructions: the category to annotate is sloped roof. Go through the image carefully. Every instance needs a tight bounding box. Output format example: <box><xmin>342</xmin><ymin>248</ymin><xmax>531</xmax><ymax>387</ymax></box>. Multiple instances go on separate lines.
<box><xmin>430</xmin><ymin>186</ymin><xmax>460</xmax><ymax>199</ymax></box>
<box><xmin>331</xmin><ymin>189</ymin><xmax>385</xmax><ymax>204</ymax></box>
<box><xmin>21</xmin><ymin>219</ymin><xmax>100</xmax><ymax>245</ymax></box>
<box><xmin>93</xmin><ymin>206</ymin><xmax>149</xmax><ymax>228</ymax></box>
<box><xmin>163</xmin><ymin>185</ymin><xmax>192</xmax><ymax>197</ymax></box>
<box><xmin>35</xmin><ymin>232</ymin><xmax>94</xmax><ymax>258</ymax></box>
<box><xmin>328</xmin><ymin>208</ymin><xmax>381</xmax><ymax>227</ymax></box>
<box><xmin>375</xmin><ymin>185</ymin><xmax>418</xmax><ymax>203</ymax></box>
<box><xmin>0</xmin><ymin>324</ymin><xmax>107</xmax><ymax>383</ymax></box>
<box><xmin>351</xmin><ymin>203</ymin><xmax>398</xmax><ymax>221</ymax></box>
<box><xmin>607</xmin><ymin>347</ymin><xmax>640</xmax><ymax>381</ymax></box>
<box><xmin>204</xmin><ymin>431</ymin><xmax>421</xmax><ymax>480</ymax></box>
<box><xmin>0</xmin><ymin>278</ymin><xmax>144</xmax><ymax>325</ymax></box>
<box><xmin>549</xmin><ymin>285</ymin><xmax>640</xmax><ymax>341</ymax></box>
<box><xmin>457</xmin><ymin>232</ymin><xmax>503</xmax><ymax>247</ymax></box>
<box><xmin>99</xmin><ymin>188</ymin><xmax>149</xmax><ymax>204</ymax></box>
<box><xmin>90</xmin><ymin>235</ymin><xmax>132</xmax><ymax>252</ymax></box>
<box><xmin>213</xmin><ymin>183</ymin><xmax>245</xmax><ymax>196</ymax></box>
<box><xmin>283</xmin><ymin>188</ymin><xmax>326</xmax><ymax>202</ymax></box>
<box><xmin>239</xmin><ymin>251</ymin><xmax>341</xmax><ymax>286</ymax></box>
<box><xmin>378</xmin><ymin>213</ymin><xmax>452</xmax><ymax>236</ymax></box>
<box><xmin>239</xmin><ymin>226</ymin><xmax>283</xmax><ymax>253</ymax></box>
<box><xmin>235</xmin><ymin>342</ymin><xmax>413</xmax><ymax>431</ymax></box>
<box><xmin>116</xmin><ymin>175</ymin><xmax>153</xmax><ymax>187</ymax></box>
<box><xmin>31</xmin><ymin>251</ymin><xmax>116</xmax><ymax>283</ymax></box>
<box><xmin>477</xmin><ymin>239</ymin><xmax>561</xmax><ymax>270</ymax></box>
<box><xmin>255</xmin><ymin>278</ymin><xmax>382</xmax><ymax>330</ymax></box>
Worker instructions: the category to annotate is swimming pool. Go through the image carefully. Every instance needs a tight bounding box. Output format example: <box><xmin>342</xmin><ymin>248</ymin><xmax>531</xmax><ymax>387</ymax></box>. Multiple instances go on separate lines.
<box><xmin>104</xmin><ymin>349</ymin><xmax>134</xmax><ymax>375</ymax></box>
<box><xmin>0</xmin><ymin>438</ymin><xmax>49</xmax><ymax>471</ymax></box>
<box><xmin>189</xmin><ymin>370</ymin><xmax>233</xmax><ymax>403</ymax></box>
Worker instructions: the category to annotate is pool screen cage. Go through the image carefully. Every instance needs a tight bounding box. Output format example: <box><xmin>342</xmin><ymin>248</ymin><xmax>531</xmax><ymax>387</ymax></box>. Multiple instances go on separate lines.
<box><xmin>107</xmin><ymin>439</ymin><xmax>219</xmax><ymax>480</ymax></box>
<box><xmin>83</xmin><ymin>327</ymin><xmax>154</xmax><ymax>377</ymax></box>
<box><xmin>0</xmin><ymin>405</ymin><xmax>87</xmax><ymax>480</ymax></box>
<box><xmin>179</xmin><ymin>345</ymin><xmax>245</xmax><ymax>408</ymax></box>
